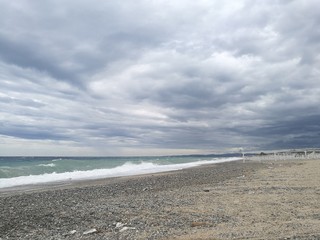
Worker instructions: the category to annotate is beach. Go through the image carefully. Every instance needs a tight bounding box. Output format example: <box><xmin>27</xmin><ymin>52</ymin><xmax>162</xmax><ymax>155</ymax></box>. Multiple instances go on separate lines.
<box><xmin>0</xmin><ymin>159</ymin><xmax>319</xmax><ymax>239</ymax></box>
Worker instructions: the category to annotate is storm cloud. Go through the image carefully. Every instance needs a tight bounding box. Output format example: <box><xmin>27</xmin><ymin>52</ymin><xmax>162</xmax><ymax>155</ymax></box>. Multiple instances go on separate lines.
<box><xmin>0</xmin><ymin>0</ymin><xmax>320</xmax><ymax>156</ymax></box>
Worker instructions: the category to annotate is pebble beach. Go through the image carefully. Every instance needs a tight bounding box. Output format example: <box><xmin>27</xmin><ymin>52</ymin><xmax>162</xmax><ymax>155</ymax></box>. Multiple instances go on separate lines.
<box><xmin>1</xmin><ymin>159</ymin><xmax>320</xmax><ymax>239</ymax></box>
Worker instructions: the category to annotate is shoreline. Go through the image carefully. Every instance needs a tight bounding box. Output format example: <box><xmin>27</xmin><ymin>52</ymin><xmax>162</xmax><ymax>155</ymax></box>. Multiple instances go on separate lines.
<box><xmin>0</xmin><ymin>158</ymin><xmax>242</xmax><ymax>195</ymax></box>
<box><xmin>1</xmin><ymin>159</ymin><xmax>319</xmax><ymax>239</ymax></box>
<box><xmin>0</xmin><ymin>167</ymin><xmax>186</xmax><ymax>196</ymax></box>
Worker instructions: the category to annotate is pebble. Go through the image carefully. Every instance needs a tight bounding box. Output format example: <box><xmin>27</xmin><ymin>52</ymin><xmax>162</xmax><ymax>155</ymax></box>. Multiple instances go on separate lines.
<box><xmin>83</xmin><ymin>228</ymin><xmax>98</xmax><ymax>235</ymax></box>
<box><xmin>69</xmin><ymin>230</ymin><xmax>77</xmax><ymax>235</ymax></box>
<box><xmin>115</xmin><ymin>222</ymin><xmax>125</xmax><ymax>228</ymax></box>
<box><xmin>119</xmin><ymin>226</ymin><xmax>136</xmax><ymax>232</ymax></box>
<box><xmin>0</xmin><ymin>161</ymin><xmax>265</xmax><ymax>239</ymax></box>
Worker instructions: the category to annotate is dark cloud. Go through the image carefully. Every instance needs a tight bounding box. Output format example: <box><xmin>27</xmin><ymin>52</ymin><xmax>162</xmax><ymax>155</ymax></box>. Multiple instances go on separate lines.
<box><xmin>0</xmin><ymin>0</ymin><xmax>319</xmax><ymax>155</ymax></box>
<box><xmin>0</xmin><ymin>122</ymin><xmax>71</xmax><ymax>141</ymax></box>
<box><xmin>0</xmin><ymin>34</ymin><xmax>77</xmax><ymax>82</ymax></box>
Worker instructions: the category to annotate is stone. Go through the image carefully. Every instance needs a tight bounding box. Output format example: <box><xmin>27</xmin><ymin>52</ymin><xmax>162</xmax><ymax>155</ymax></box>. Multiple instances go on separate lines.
<box><xmin>83</xmin><ymin>228</ymin><xmax>98</xmax><ymax>235</ymax></box>
<box><xmin>115</xmin><ymin>222</ymin><xmax>125</xmax><ymax>228</ymax></box>
<box><xmin>119</xmin><ymin>227</ymin><xmax>136</xmax><ymax>232</ymax></box>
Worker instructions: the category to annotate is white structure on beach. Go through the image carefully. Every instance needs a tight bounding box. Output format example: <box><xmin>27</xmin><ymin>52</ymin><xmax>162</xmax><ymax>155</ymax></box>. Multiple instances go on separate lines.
<box><xmin>244</xmin><ymin>148</ymin><xmax>320</xmax><ymax>161</ymax></box>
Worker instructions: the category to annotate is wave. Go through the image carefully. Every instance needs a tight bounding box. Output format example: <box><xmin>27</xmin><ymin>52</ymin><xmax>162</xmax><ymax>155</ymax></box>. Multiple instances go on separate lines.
<box><xmin>51</xmin><ymin>158</ymin><xmax>63</xmax><ymax>162</ymax></box>
<box><xmin>37</xmin><ymin>163</ymin><xmax>56</xmax><ymax>167</ymax></box>
<box><xmin>0</xmin><ymin>157</ymin><xmax>241</xmax><ymax>189</ymax></box>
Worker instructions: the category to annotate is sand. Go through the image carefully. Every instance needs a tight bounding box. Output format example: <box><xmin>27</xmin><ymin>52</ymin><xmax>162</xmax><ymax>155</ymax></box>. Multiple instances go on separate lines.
<box><xmin>0</xmin><ymin>159</ymin><xmax>319</xmax><ymax>239</ymax></box>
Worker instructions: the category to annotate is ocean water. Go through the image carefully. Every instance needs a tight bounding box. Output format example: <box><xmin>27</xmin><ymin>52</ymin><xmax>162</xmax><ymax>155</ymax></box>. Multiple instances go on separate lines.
<box><xmin>0</xmin><ymin>154</ymin><xmax>241</xmax><ymax>189</ymax></box>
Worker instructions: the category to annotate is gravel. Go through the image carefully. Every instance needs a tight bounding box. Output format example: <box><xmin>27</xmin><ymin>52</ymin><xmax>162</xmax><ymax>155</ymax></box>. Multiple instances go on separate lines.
<box><xmin>0</xmin><ymin>161</ymin><xmax>275</xmax><ymax>239</ymax></box>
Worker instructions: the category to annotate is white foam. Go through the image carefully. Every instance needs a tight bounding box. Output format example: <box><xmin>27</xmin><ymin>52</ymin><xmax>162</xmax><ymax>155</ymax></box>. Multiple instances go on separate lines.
<box><xmin>0</xmin><ymin>157</ymin><xmax>241</xmax><ymax>189</ymax></box>
<box><xmin>52</xmin><ymin>158</ymin><xmax>62</xmax><ymax>162</ymax></box>
<box><xmin>37</xmin><ymin>163</ymin><xmax>56</xmax><ymax>167</ymax></box>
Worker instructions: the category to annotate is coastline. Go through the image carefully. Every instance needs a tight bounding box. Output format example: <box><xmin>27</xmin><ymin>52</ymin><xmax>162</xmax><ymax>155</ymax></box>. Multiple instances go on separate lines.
<box><xmin>1</xmin><ymin>159</ymin><xmax>319</xmax><ymax>239</ymax></box>
<box><xmin>0</xmin><ymin>156</ymin><xmax>242</xmax><ymax>191</ymax></box>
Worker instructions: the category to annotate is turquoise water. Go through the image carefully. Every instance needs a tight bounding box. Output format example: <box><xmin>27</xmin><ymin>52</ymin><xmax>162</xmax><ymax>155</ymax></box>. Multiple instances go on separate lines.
<box><xmin>0</xmin><ymin>154</ymin><xmax>241</xmax><ymax>188</ymax></box>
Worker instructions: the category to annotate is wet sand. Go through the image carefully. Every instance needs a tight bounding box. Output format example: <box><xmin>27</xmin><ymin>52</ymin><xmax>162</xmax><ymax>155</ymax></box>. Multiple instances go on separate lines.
<box><xmin>0</xmin><ymin>159</ymin><xmax>319</xmax><ymax>239</ymax></box>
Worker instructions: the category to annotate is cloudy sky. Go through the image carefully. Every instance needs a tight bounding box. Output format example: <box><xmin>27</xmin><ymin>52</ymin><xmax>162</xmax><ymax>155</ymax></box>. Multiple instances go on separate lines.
<box><xmin>0</xmin><ymin>0</ymin><xmax>320</xmax><ymax>156</ymax></box>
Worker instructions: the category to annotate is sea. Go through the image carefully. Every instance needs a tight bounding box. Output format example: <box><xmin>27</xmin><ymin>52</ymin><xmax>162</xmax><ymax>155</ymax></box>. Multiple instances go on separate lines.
<box><xmin>0</xmin><ymin>154</ymin><xmax>242</xmax><ymax>189</ymax></box>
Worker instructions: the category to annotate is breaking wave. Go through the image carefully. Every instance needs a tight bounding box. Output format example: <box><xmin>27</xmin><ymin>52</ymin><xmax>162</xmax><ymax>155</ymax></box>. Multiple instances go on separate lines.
<box><xmin>0</xmin><ymin>157</ymin><xmax>241</xmax><ymax>189</ymax></box>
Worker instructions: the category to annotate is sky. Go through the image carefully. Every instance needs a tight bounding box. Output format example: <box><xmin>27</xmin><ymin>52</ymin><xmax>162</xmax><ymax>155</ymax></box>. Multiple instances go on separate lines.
<box><xmin>0</xmin><ymin>0</ymin><xmax>320</xmax><ymax>156</ymax></box>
